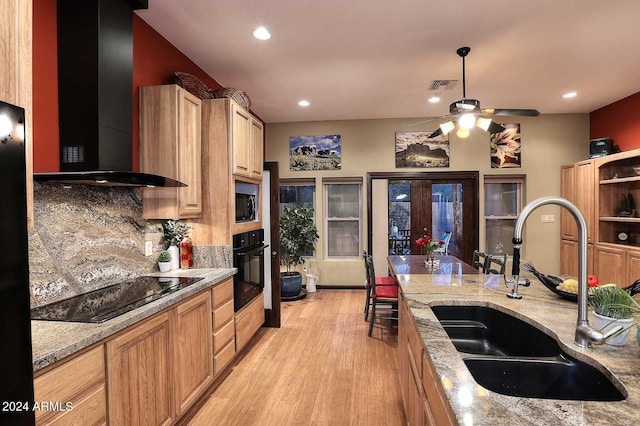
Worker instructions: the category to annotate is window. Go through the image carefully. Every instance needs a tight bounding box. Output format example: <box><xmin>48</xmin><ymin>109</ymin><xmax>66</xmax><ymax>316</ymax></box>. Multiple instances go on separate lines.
<box><xmin>279</xmin><ymin>179</ymin><xmax>315</xmax><ymax>214</ymax></box>
<box><xmin>279</xmin><ymin>179</ymin><xmax>316</xmax><ymax>257</ymax></box>
<box><xmin>324</xmin><ymin>178</ymin><xmax>362</xmax><ymax>258</ymax></box>
<box><xmin>484</xmin><ymin>175</ymin><xmax>525</xmax><ymax>255</ymax></box>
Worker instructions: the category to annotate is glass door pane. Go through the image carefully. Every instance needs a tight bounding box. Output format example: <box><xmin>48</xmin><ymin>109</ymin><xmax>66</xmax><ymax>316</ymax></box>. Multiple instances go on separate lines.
<box><xmin>388</xmin><ymin>181</ymin><xmax>411</xmax><ymax>254</ymax></box>
<box><xmin>431</xmin><ymin>183</ymin><xmax>462</xmax><ymax>255</ymax></box>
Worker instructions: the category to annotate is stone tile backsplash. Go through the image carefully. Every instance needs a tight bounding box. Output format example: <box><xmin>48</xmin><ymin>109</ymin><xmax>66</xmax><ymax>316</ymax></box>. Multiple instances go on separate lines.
<box><xmin>29</xmin><ymin>183</ymin><xmax>230</xmax><ymax>307</ymax></box>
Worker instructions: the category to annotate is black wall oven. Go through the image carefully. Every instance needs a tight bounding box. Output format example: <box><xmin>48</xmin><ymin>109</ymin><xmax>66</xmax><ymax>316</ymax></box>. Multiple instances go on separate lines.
<box><xmin>233</xmin><ymin>229</ymin><xmax>268</xmax><ymax>311</ymax></box>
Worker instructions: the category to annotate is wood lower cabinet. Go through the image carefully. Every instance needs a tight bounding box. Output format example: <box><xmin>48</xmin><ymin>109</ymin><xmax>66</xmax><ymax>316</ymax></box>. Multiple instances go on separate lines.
<box><xmin>595</xmin><ymin>244</ymin><xmax>626</xmax><ymax>285</ymax></box>
<box><xmin>107</xmin><ymin>312</ymin><xmax>175</xmax><ymax>426</ymax></box>
<box><xmin>34</xmin><ymin>346</ymin><xmax>106</xmax><ymax>426</ymax></box>
<box><xmin>107</xmin><ymin>290</ymin><xmax>215</xmax><ymax>425</ymax></box>
<box><xmin>559</xmin><ymin>240</ymin><xmax>594</xmax><ymax>277</ymax></box>
<box><xmin>211</xmin><ymin>278</ymin><xmax>236</xmax><ymax>376</ymax></box>
<box><xmin>235</xmin><ymin>293</ymin><xmax>265</xmax><ymax>351</ymax></box>
<box><xmin>399</xmin><ymin>297</ymin><xmax>456</xmax><ymax>426</ymax></box>
<box><xmin>174</xmin><ymin>291</ymin><xmax>214</xmax><ymax>415</ymax></box>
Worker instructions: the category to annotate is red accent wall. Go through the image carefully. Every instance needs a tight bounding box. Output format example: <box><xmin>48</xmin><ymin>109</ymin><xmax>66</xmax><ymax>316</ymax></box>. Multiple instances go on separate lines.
<box><xmin>32</xmin><ymin>1</ymin><xmax>222</xmax><ymax>172</ymax></box>
<box><xmin>590</xmin><ymin>92</ymin><xmax>640</xmax><ymax>152</ymax></box>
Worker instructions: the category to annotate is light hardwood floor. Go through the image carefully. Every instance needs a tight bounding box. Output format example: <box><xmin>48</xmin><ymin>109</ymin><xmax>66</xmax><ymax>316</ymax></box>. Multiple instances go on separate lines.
<box><xmin>188</xmin><ymin>289</ymin><xmax>405</xmax><ymax>425</ymax></box>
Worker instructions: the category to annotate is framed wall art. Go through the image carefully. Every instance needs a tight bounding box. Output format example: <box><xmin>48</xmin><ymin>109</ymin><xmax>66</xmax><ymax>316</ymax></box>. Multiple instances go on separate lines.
<box><xmin>289</xmin><ymin>134</ymin><xmax>341</xmax><ymax>171</ymax></box>
<box><xmin>395</xmin><ymin>131</ymin><xmax>450</xmax><ymax>168</ymax></box>
<box><xmin>490</xmin><ymin>123</ymin><xmax>521</xmax><ymax>168</ymax></box>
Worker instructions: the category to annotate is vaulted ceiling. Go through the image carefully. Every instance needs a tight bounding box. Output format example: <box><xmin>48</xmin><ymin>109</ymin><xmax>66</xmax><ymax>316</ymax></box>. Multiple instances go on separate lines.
<box><xmin>138</xmin><ymin>0</ymin><xmax>640</xmax><ymax>124</ymax></box>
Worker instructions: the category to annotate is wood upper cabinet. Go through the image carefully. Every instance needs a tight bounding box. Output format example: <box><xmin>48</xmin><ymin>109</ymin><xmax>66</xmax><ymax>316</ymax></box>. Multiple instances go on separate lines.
<box><xmin>561</xmin><ymin>164</ymin><xmax>577</xmax><ymax>240</ymax></box>
<box><xmin>34</xmin><ymin>346</ymin><xmax>106</xmax><ymax>426</ymax></box>
<box><xmin>140</xmin><ymin>85</ymin><xmax>202</xmax><ymax>219</ymax></box>
<box><xmin>107</xmin><ymin>311</ymin><xmax>175</xmax><ymax>426</ymax></box>
<box><xmin>0</xmin><ymin>0</ymin><xmax>33</xmax><ymax>227</ymax></box>
<box><xmin>173</xmin><ymin>291</ymin><xmax>214</xmax><ymax>415</ymax></box>
<box><xmin>561</xmin><ymin>160</ymin><xmax>595</xmax><ymax>242</ymax></box>
<box><xmin>249</xmin><ymin>118</ymin><xmax>264</xmax><ymax>179</ymax></box>
<box><xmin>231</xmin><ymin>101</ymin><xmax>264</xmax><ymax>179</ymax></box>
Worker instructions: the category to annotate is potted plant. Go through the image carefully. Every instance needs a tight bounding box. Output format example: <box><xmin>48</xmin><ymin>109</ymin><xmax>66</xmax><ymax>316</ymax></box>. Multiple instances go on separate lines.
<box><xmin>279</xmin><ymin>206</ymin><xmax>319</xmax><ymax>297</ymax></box>
<box><xmin>163</xmin><ymin>219</ymin><xmax>191</xmax><ymax>270</ymax></box>
<box><xmin>588</xmin><ymin>285</ymin><xmax>640</xmax><ymax>346</ymax></box>
<box><xmin>157</xmin><ymin>250</ymin><xmax>172</xmax><ymax>272</ymax></box>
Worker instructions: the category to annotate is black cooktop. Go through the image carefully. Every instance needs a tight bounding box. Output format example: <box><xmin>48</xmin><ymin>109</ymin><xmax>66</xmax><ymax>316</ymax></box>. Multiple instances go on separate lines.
<box><xmin>30</xmin><ymin>276</ymin><xmax>204</xmax><ymax>323</ymax></box>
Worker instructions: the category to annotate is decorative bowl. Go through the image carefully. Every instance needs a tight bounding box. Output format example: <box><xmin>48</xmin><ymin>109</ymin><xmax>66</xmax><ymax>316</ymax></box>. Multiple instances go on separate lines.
<box><xmin>536</xmin><ymin>274</ymin><xmax>578</xmax><ymax>301</ymax></box>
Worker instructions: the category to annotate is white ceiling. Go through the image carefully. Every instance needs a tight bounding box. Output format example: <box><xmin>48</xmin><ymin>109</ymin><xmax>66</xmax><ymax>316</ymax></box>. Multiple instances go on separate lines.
<box><xmin>137</xmin><ymin>0</ymin><xmax>640</xmax><ymax>124</ymax></box>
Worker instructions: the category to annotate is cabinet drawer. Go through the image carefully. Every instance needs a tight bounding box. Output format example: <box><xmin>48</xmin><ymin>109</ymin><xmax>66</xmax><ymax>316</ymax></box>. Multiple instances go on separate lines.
<box><xmin>235</xmin><ymin>293</ymin><xmax>264</xmax><ymax>350</ymax></box>
<box><xmin>212</xmin><ymin>279</ymin><xmax>233</xmax><ymax>310</ymax></box>
<box><xmin>213</xmin><ymin>318</ymin><xmax>235</xmax><ymax>353</ymax></box>
<box><xmin>214</xmin><ymin>340</ymin><xmax>236</xmax><ymax>377</ymax></box>
<box><xmin>34</xmin><ymin>346</ymin><xmax>105</xmax><ymax>422</ymax></box>
<box><xmin>213</xmin><ymin>299</ymin><xmax>234</xmax><ymax>333</ymax></box>
<box><xmin>41</xmin><ymin>384</ymin><xmax>106</xmax><ymax>426</ymax></box>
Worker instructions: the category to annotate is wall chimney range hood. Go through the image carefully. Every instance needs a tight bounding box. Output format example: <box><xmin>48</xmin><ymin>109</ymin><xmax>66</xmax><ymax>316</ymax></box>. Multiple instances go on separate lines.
<box><xmin>34</xmin><ymin>0</ymin><xmax>185</xmax><ymax>188</ymax></box>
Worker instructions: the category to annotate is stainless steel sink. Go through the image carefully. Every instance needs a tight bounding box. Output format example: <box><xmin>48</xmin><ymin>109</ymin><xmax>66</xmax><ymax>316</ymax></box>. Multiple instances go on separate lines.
<box><xmin>432</xmin><ymin>305</ymin><xmax>626</xmax><ymax>401</ymax></box>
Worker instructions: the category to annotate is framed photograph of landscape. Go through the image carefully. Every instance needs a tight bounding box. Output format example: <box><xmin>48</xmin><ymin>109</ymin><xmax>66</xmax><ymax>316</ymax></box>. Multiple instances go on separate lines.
<box><xmin>490</xmin><ymin>123</ymin><xmax>521</xmax><ymax>168</ymax></box>
<box><xmin>395</xmin><ymin>131</ymin><xmax>450</xmax><ymax>168</ymax></box>
<box><xmin>289</xmin><ymin>134</ymin><xmax>342</xmax><ymax>171</ymax></box>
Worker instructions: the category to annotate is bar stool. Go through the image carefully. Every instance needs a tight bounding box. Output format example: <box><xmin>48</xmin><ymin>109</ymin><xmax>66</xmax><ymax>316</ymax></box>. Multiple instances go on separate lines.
<box><xmin>363</xmin><ymin>251</ymin><xmax>396</xmax><ymax>321</ymax></box>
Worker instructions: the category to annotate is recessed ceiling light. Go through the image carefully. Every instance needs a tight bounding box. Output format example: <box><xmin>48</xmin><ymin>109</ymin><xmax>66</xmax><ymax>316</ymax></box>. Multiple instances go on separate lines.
<box><xmin>253</xmin><ymin>27</ymin><xmax>271</xmax><ymax>40</ymax></box>
<box><xmin>563</xmin><ymin>91</ymin><xmax>577</xmax><ymax>99</ymax></box>
<box><xmin>428</xmin><ymin>96</ymin><xmax>441</xmax><ymax>103</ymax></box>
<box><xmin>298</xmin><ymin>100</ymin><xmax>310</xmax><ymax>107</ymax></box>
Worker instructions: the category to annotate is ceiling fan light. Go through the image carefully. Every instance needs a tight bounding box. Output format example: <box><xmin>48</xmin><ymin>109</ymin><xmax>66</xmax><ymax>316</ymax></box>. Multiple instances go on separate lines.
<box><xmin>456</xmin><ymin>128</ymin><xmax>470</xmax><ymax>139</ymax></box>
<box><xmin>476</xmin><ymin>117</ymin><xmax>493</xmax><ymax>131</ymax></box>
<box><xmin>458</xmin><ymin>113</ymin><xmax>475</xmax><ymax>130</ymax></box>
<box><xmin>439</xmin><ymin>121</ymin><xmax>455</xmax><ymax>135</ymax></box>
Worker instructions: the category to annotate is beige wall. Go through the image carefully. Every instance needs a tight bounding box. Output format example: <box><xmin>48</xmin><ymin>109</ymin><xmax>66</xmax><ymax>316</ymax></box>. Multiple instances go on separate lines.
<box><xmin>266</xmin><ymin>114</ymin><xmax>589</xmax><ymax>285</ymax></box>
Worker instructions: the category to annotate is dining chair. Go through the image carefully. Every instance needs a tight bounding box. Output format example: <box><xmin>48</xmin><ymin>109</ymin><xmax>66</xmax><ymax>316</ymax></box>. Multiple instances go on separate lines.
<box><xmin>363</xmin><ymin>251</ymin><xmax>396</xmax><ymax>321</ymax></box>
<box><xmin>484</xmin><ymin>253</ymin><xmax>507</xmax><ymax>274</ymax></box>
<box><xmin>433</xmin><ymin>231</ymin><xmax>452</xmax><ymax>255</ymax></box>
<box><xmin>366</xmin><ymin>255</ymin><xmax>399</xmax><ymax>337</ymax></box>
<box><xmin>472</xmin><ymin>250</ymin><xmax>488</xmax><ymax>271</ymax></box>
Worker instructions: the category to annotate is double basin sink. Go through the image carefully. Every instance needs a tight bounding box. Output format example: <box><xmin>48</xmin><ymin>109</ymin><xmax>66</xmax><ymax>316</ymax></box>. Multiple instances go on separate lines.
<box><xmin>431</xmin><ymin>305</ymin><xmax>626</xmax><ymax>401</ymax></box>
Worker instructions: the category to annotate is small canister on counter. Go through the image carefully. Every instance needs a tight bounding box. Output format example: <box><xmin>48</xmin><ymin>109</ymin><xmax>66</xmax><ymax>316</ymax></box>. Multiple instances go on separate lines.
<box><xmin>180</xmin><ymin>234</ymin><xmax>193</xmax><ymax>269</ymax></box>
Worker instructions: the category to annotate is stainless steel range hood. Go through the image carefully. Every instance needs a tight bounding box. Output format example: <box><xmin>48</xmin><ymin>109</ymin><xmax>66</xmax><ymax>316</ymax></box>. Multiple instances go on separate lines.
<box><xmin>34</xmin><ymin>0</ymin><xmax>184</xmax><ymax>188</ymax></box>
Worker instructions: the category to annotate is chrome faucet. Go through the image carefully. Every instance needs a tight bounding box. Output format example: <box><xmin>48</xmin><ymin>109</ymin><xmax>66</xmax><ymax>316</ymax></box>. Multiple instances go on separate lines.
<box><xmin>510</xmin><ymin>196</ymin><xmax>620</xmax><ymax>348</ymax></box>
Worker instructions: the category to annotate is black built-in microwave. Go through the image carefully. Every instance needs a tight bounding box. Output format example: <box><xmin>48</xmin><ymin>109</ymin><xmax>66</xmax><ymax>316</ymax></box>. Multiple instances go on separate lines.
<box><xmin>235</xmin><ymin>192</ymin><xmax>256</xmax><ymax>222</ymax></box>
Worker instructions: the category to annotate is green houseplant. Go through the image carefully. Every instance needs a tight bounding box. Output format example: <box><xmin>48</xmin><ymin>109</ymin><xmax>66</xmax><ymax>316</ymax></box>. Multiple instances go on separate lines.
<box><xmin>588</xmin><ymin>285</ymin><xmax>640</xmax><ymax>345</ymax></box>
<box><xmin>163</xmin><ymin>219</ymin><xmax>191</xmax><ymax>271</ymax></box>
<box><xmin>279</xmin><ymin>206</ymin><xmax>319</xmax><ymax>297</ymax></box>
<box><xmin>157</xmin><ymin>250</ymin><xmax>172</xmax><ymax>272</ymax></box>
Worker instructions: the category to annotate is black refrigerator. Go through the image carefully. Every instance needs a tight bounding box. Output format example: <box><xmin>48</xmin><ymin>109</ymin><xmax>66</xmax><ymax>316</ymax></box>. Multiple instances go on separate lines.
<box><xmin>0</xmin><ymin>99</ymin><xmax>35</xmax><ymax>425</ymax></box>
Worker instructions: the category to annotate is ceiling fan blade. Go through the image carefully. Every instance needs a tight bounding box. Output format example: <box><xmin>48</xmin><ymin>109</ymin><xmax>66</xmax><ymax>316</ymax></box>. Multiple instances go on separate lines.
<box><xmin>486</xmin><ymin>121</ymin><xmax>506</xmax><ymax>134</ymax></box>
<box><xmin>399</xmin><ymin>115</ymin><xmax>450</xmax><ymax>129</ymax></box>
<box><xmin>427</xmin><ymin>128</ymin><xmax>443</xmax><ymax>138</ymax></box>
<box><xmin>482</xmin><ymin>108</ymin><xmax>540</xmax><ymax>117</ymax></box>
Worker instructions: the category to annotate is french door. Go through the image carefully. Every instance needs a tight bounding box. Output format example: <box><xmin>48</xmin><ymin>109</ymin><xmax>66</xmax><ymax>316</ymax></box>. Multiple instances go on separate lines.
<box><xmin>368</xmin><ymin>171</ymin><xmax>479</xmax><ymax>265</ymax></box>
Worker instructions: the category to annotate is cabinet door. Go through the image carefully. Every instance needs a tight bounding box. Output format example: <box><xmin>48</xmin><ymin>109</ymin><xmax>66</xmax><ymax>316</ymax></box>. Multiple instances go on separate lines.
<box><xmin>178</xmin><ymin>89</ymin><xmax>202</xmax><ymax>217</ymax></box>
<box><xmin>596</xmin><ymin>245</ymin><xmax>626</xmax><ymax>284</ymax></box>
<box><xmin>560</xmin><ymin>240</ymin><xmax>594</xmax><ymax>277</ymax></box>
<box><xmin>174</xmin><ymin>291</ymin><xmax>213</xmax><ymax>415</ymax></box>
<box><xmin>406</xmin><ymin>341</ymin><xmax>425</xmax><ymax>426</ymax></box>
<box><xmin>235</xmin><ymin>293</ymin><xmax>264</xmax><ymax>351</ymax></box>
<box><xmin>626</xmin><ymin>249</ymin><xmax>640</xmax><ymax>284</ymax></box>
<box><xmin>561</xmin><ymin>164</ymin><xmax>577</xmax><ymax>240</ymax></box>
<box><xmin>249</xmin><ymin>117</ymin><xmax>264</xmax><ymax>179</ymax></box>
<box><xmin>575</xmin><ymin>161</ymin><xmax>595</xmax><ymax>243</ymax></box>
<box><xmin>107</xmin><ymin>312</ymin><xmax>174</xmax><ymax>426</ymax></box>
<box><xmin>232</xmin><ymin>102</ymin><xmax>251</xmax><ymax>177</ymax></box>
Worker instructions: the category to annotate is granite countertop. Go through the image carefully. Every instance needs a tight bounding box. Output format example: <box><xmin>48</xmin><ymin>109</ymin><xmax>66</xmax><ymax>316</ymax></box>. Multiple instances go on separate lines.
<box><xmin>391</xmin><ymin>257</ymin><xmax>640</xmax><ymax>426</ymax></box>
<box><xmin>31</xmin><ymin>268</ymin><xmax>236</xmax><ymax>372</ymax></box>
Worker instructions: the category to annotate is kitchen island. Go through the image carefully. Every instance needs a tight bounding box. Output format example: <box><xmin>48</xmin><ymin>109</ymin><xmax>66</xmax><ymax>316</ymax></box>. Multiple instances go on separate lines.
<box><xmin>388</xmin><ymin>255</ymin><xmax>640</xmax><ymax>426</ymax></box>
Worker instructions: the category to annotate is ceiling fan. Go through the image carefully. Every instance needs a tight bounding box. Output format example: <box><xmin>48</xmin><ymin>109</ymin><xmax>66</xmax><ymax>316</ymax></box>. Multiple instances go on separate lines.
<box><xmin>407</xmin><ymin>46</ymin><xmax>540</xmax><ymax>139</ymax></box>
